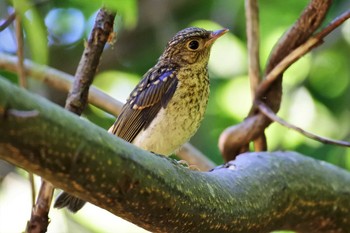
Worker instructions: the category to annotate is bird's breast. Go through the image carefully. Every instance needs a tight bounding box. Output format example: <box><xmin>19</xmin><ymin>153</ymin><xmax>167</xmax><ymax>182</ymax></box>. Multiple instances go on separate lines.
<box><xmin>131</xmin><ymin>67</ymin><xmax>209</xmax><ymax>156</ymax></box>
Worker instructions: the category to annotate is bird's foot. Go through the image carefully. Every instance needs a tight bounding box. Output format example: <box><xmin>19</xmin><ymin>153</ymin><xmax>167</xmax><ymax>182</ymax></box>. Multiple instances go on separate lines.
<box><xmin>177</xmin><ymin>160</ymin><xmax>200</xmax><ymax>171</ymax></box>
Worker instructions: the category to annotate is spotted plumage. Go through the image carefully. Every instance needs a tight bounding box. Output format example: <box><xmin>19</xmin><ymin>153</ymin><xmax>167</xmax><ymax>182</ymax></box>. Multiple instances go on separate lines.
<box><xmin>109</xmin><ymin>27</ymin><xmax>228</xmax><ymax>155</ymax></box>
<box><xmin>54</xmin><ymin>27</ymin><xmax>228</xmax><ymax>212</ymax></box>
<box><xmin>111</xmin><ymin>64</ymin><xmax>179</xmax><ymax>143</ymax></box>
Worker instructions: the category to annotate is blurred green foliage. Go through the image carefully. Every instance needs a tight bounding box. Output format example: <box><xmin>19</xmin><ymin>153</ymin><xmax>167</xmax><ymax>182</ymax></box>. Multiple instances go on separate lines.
<box><xmin>0</xmin><ymin>0</ymin><xmax>349</xmax><ymax>232</ymax></box>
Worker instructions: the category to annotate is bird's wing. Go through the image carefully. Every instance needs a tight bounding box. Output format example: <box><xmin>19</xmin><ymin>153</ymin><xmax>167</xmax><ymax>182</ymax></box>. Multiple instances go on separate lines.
<box><xmin>108</xmin><ymin>66</ymin><xmax>179</xmax><ymax>143</ymax></box>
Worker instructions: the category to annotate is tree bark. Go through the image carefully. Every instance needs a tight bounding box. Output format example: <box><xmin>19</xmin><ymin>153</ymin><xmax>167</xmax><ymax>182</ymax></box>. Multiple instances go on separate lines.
<box><xmin>0</xmin><ymin>77</ymin><xmax>349</xmax><ymax>233</ymax></box>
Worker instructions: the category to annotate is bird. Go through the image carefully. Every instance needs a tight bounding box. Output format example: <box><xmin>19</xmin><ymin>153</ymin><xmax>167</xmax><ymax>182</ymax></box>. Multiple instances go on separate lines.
<box><xmin>54</xmin><ymin>27</ymin><xmax>228</xmax><ymax>212</ymax></box>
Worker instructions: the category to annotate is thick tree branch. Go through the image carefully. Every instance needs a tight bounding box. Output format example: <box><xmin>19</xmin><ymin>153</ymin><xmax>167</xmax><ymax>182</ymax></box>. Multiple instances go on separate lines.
<box><xmin>1</xmin><ymin>77</ymin><xmax>350</xmax><ymax>233</ymax></box>
<box><xmin>0</xmin><ymin>53</ymin><xmax>215</xmax><ymax>170</ymax></box>
<box><xmin>27</xmin><ymin>8</ymin><xmax>116</xmax><ymax>232</ymax></box>
<box><xmin>13</xmin><ymin>9</ymin><xmax>49</xmax><ymax>233</ymax></box>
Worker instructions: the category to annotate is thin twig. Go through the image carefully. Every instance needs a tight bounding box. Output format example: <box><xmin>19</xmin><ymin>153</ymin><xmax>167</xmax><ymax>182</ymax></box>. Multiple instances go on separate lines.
<box><xmin>0</xmin><ymin>0</ymin><xmax>50</xmax><ymax>32</ymax></box>
<box><xmin>219</xmin><ymin>0</ymin><xmax>334</xmax><ymax>161</ymax></box>
<box><xmin>255</xmin><ymin>36</ymin><xmax>319</xmax><ymax>100</ymax></box>
<box><xmin>0</xmin><ymin>12</ymin><xmax>16</xmax><ymax>32</ymax></box>
<box><xmin>14</xmin><ymin>12</ymin><xmax>44</xmax><ymax>232</ymax></box>
<box><xmin>317</xmin><ymin>9</ymin><xmax>350</xmax><ymax>39</ymax></box>
<box><xmin>255</xmin><ymin>9</ymin><xmax>350</xmax><ymax>101</ymax></box>
<box><xmin>249</xmin><ymin>10</ymin><xmax>350</xmax><ymax>151</ymax></box>
<box><xmin>245</xmin><ymin>0</ymin><xmax>266</xmax><ymax>152</ymax></box>
<box><xmin>65</xmin><ymin>8</ymin><xmax>116</xmax><ymax>114</ymax></box>
<box><xmin>15</xmin><ymin>14</ymin><xmax>27</xmax><ymax>88</ymax></box>
<box><xmin>0</xmin><ymin>52</ymin><xmax>123</xmax><ymax>116</ymax></box>
<box><xmin>29</xmin><ymin>173</ymin><xmax>36</xmax><ymax>206</ymax></box>
<box><xmin>245</xmin><ymin>0</ymin><xmax>261</xmax><ymax>97</ymax></box>
<box><xmin>257</xmin><ymin>101</ymin><xmax>350</xmax><ymax>147</ymax></box>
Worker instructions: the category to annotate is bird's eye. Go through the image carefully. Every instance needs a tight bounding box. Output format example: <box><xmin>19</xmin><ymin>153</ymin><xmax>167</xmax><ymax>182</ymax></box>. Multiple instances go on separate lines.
<box><xmin>187</xmin><ymin>40</ymin><xmax>200</xmax><ymax>50</ymax></box>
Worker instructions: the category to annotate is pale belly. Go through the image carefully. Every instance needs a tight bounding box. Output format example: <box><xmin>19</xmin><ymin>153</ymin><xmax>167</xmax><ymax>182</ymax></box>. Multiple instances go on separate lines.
<box><xmin>131</xmin><ymin>80</ymin><xmax>209</xmax><ymax>156</ymax></box>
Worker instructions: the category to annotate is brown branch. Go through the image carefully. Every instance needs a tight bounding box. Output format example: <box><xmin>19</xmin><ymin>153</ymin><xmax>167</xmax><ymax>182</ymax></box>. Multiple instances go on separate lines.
<box><xmin>29</xmin><ymin>7</ymin><xmax>115</xmax><ymax>232</ymax></box>
<box><xmin>14</xmin><ymin>18</ymin><xmax>36</xmax><ymax>210</ymax></box>
<box><xmin>27</xmin><ymin>184</ymin><xmax>54</xmax><ymax>233</ymax></box>
<box><xmin>245</xmin><ymin>0</ymin><xmax>261</xmax><ymax>96</ymax></box>
<box><xmin>14</xmin><ymin>12</ymin><xmax>46</xmax><ymax>232</ymax></box>
<box><xmin>255</xmin><ymin>37</ymin><xmax>319</xmax><ymax>100</ymax></box>
<box><xmin>1</xmin><ymin>79</ymin><xmax>350</xmax><ymax>232</ymax></box>
<box><xmin>0</xmin><ymin>53</ymin><xmax>216</xmax><ymax>171</ymax></box>
<box><xmin>15</xmin><ymin>14</ymin><xmax>27</xmax><ymax>88</ymax></box>
<box><xmin>257</xmin><ymin>101</ymin><xmax>350</xmax><ymax>147</ymax></box>
<box><xmin>25</xmin><ymin>180</ymin><xmax>54</xmax><ymax>233</ymax></box>
<box><xmin>219</xmin><ymin>0</ymin><xmax>333</xmax><ymax>161</ymax></box>
<box><xmin>0</xmin><ymin>12</ymin><xmax>15</xmax><ymax>32</ymax></box>
<box><xmin>244</xmin><ymin>0</ymin><xmax>267</xmax><ymax>152</ymax></box>
<box><xmin>64</xmin><ymin>8</ymin><xmax>116</xmax><ymax>114</ymax></box>
<box><xmin>316</xmin><ymin>9</ymin><xmax>350</xmax><ymax>39</ymax></box>
<box><xmin>57</xmin><ymin>4</ymin><xmax>115</xmax><ymax>215</ymax></box>
<box><xmin>256</xmin><ymin>9</ymin><xmax>350</xmax><ymax>102</ymax></box>
<box><xmin>0</xmin><ymin>53</ymin><xmax>123</xmax><ymax>116</ymax></box>
<box><xmin>14</xmin><ymin>14</ymin><xmax>34</xmax><ymax>207</ymax></box>
<box><xmin>29</xmin><ymin>173</ymin><xmax>36</xmax><ymax>206</ymax></box>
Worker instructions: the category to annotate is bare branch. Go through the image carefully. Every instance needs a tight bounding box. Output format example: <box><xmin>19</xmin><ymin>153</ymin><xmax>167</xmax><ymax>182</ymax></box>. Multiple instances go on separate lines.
<box><xmin>219</xmin><ymin>0</ymin><xmax>334</xmax><ymax>161</ymax></box>
<box><xmin>245</xmin><ymin>0</ymin><xmax>267</xmax><ymax>152</ymax></box>
<box><xmin>255</xmin><ymin>37</ymin><xmax>319</xmax><ymax>100</ymax></box>
<box><xmin>65</xmin><ymin>8</ymin><xmax>116</xmax><ymax>114</ymax></box>
<box><xmin>0</xmin><ymin>12</ymin><xmax>15</xmax><ymax>32</ymax></box>
<box><xmin>0</xmin><ymin>53</ymin><xmax>123</xmax><ymax>116</ymax></box>
<box><xmin>316</xmin><ymin>9</ymin><xmax>350</xmax><ymax>39</ymax></box>
<box><xmin>15</xmin><ymin>14</ymin><xmax>27</xmax><ymax>88</ymax></box>
<box><xmin>28</xmin><ymin>173</ymin><xmax>36</xmax><ymax>207</ymax></box>
<box><xmin>245</xmin><ymin>0</ymin><xmax>261</xmax><ymax>96</ymax></box>
<box><xmin>257</xmin><ymin>101</ymin><xmax>350</xmax><ymax>148</ymax></box>
<box><xmin>255</xmin><ymin>9</ymin><xmax>350</xmax><ymax>102</ymax></box>
<box><xmin>25</xmin><ymin>180</ymin><xmax>54</xmax><ymax>233</ymax></box>
<box><xmin>253</xmin><ymin>134</ymin><xmax>267</xmax><ymax>151</ymax></box>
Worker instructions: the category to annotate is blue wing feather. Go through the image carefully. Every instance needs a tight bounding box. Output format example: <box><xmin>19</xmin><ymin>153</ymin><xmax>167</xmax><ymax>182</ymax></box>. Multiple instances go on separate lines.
<box><xmin>109</xmin><ymin>65</ymin><xmax>179</xmax><ymax>143</ymax></box>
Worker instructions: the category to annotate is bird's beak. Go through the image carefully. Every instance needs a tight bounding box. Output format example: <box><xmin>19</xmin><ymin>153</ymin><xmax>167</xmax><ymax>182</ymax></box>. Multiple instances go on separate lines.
<box><xmin>205</xmin><ymin>28</ymin><xmax>229</xmax><ymax>47</ymax></box>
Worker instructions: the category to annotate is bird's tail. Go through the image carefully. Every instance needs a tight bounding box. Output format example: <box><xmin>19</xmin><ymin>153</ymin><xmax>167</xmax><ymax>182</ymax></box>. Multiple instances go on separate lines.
<box><xmin>54</xmin><ymin>192</ymin><xmax>86</xmax><ymax>213</ymax></box>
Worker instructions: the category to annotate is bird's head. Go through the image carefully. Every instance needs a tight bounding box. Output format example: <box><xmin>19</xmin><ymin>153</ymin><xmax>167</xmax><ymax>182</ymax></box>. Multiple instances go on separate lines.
<box><xmin>160</xmin><ymin>27</ymin><xmax>228</xmax><ymax>67</ymax></box>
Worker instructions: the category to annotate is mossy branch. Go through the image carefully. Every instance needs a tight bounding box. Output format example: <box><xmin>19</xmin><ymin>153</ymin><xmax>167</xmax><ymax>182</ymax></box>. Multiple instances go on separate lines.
<box><xmin>0</xmin><ymin>77</ymin><xmax>349</xmax><ymax>233</ymax></box>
